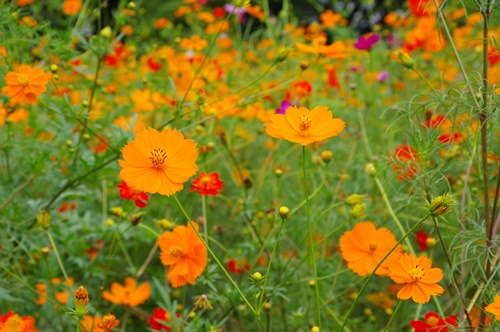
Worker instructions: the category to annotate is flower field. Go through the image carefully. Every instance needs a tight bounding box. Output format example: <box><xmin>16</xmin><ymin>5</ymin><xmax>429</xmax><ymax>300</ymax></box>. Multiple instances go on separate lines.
<box><xmin>1</xmin><ymin>0</ymin><xmax>500</xmax><ymax>331</ymax></box>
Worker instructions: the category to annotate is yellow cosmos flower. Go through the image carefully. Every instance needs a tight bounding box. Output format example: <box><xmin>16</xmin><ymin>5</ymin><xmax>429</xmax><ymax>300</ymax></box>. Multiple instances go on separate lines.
<box><xmin>264</xmin><ymin>105</ymin><xmax>345</xmax><ymax>146</ymax></box>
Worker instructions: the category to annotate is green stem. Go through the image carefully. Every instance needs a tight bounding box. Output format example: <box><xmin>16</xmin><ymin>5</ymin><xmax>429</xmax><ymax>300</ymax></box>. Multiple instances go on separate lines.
<box><xmin>432</xmin><ymin>216</ymin><xmax>473</xmax><ymax>328</ymax></box>
<box><xmin>302</xmin><ymin>146</ymin><xmax>321</xmax><ymax>328</ymax></box>
<box><xmin>47</xmin><ymin>230</ymin><xmax>69</xmax><ymax>281</ymax></box>
<box><xmin>172</xmin><ymin>195</ymin><xmax>257</xmax><ymax>315</ymax></box>
<box><xmin>257</xmin><ymin>219</ymin><xmax>286</xmax><ymax>312</ymax></box>
<box><xmin>413</xmin><ymin>68</ymin><xmax>439</xmax><ymax>94</ymax></box>
<box><xmin>383</xmin><ymin>300</ymin><xmax>403</xmax><ymax>332</ymax></box>
<box><xmin>374</xmin><ymin>177</ymin><xmax>415</xmax><ymax>253</ymax></box>
<box><xmin>202</xmin><ymin>195</ymin><xmax>208</xmax><ymax>247</ymax></box>
<box><xmin>339</xmin><ymin>213</ymin><xmax>430</xmax><ymax>331</ymax></box>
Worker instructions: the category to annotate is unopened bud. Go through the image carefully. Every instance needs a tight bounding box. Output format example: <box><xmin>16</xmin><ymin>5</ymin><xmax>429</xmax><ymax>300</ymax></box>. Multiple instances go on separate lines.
<box><xmin>37</xmin><ymin>211</ymin><xmax>50</xmax><ymax>229</ymax></box>
<box><xmin>320</xmin><ymin>150</ymin><xmax>333</xmax><ymax>163</ymax></box>
<box><xmin>263</xmin><ymin>302</ymin><xmax>271</xmax><ymax>311</ymax></box>
<box><xmin>429</xmin><ymin>194</ymin><xmax>456</xmax><ymax>216</ymax></box>
<box><xmin>274</xmin><ymin>169</ymin><xmax>283</xmax><ymax>178</ymax></box>
<box><xmin>130</xmin><ymin>212</ymin><xmax>145</xmax><ymax>226</ymax></box>
<box><xmin>50</xmin><ymin>64</ymin><xmax>58</xmax><ymax>73</ymax></box>
<box><xmin>311</xmin><ymin>326</ymin><xmax>320</xmax><ymax>332</ymax></box>
<box><xmin>365</xmin><ymin>163</ymin><xmax>376</xmax><ymax>176</ymax></box>
<box><xmin>394</xmin><ymin>49</ymin><xmax>414</xmax><ymax>69</ymax></box>
<box><xmin>278</xmin><ymin>206</ymin><xmax>290</xmax><ymax>220</ymax></box>
<box><xmin>252</xmin><ymin>272</ymin><xmax>263</xmax><ymax>282</ymax></box>
<box><xmin>276</xmin><ymin>48</ymin><xmax>290</xmax><ymax>62</ymax></box>
<box><xmin>426</xmin><ymin>237</ymin><xmax>436</xmax><ymax>247</ymax></box>
<box><xmin>100</xmin><ymin>26</ymin><xmax>112</xmax><ymax>38</ymax></box>
<box><xmin>346</xmin><ymin>194</ymin><xmax>364</xmax><ymax>206</ymax></box>
<box><xmin>300</xmin><ymin>60</ymin><xmax>310</xmax><ymax>70</ymax></box>
<box><xmin>127</xmin><ymin>2</ymin><xmax>136</xmax><ymax>9</ymax></box>
<box><xmin>73</xmin><ymin>286</ymin><xmax>89</xmax><ymax>317</ymax></box>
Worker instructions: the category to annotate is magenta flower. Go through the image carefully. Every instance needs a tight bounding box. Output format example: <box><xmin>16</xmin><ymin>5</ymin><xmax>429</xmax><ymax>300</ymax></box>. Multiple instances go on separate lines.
<box><xmin>276</xmin><ymin>100</ymin><xmax>291</xmax><ymax>114</ymax></box>
<box><xmin>377</xmin><ymin>71</ymin><xmax>389</xmax><ymax>81</ymax></box>
<box><xmin>354</xmin><ymin>34</ymin><xmax>380</xmax><ymax>51</ymax></box>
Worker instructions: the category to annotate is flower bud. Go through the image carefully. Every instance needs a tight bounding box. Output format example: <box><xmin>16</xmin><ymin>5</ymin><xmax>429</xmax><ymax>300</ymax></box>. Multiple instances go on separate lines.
<box><xmin>37</xmin><ymin>211</ymin><xmax>50</xmax><ymax>229</ymax></box>
<box><xmin>127</xmin><ymin>2</ymin><xmax>136</xmax><ymax>9</ymax></box>
<box><xmin>50</xmin><ymin>64</ymin><xmax>58</xmax><ymax>73</ymax></box>
<box><xmin>194</xmin><ymin>294</ymin><xmax>213</xmax><ymax>310</ymax></box>
<box><xmin>278</xmin><ymin>206</ymin><xmax>290</xmax><ymax>220</ymax></box>
<box><xmin>320</xmin><ymin>150</ymin><xmax>333</xmax><ymax>163</ymax></box>
<box><xmin>394</xmin><ymin>49</ymin><xmax>414</xmax><ymax>69</ymax></box>
<box><xmin>130</xmin><ymin>212</ymin><xmax>145</xmax><ymax>226</ymax></box>
<box><xmin>364</xmin><ymin>163</ymin><xmax>376</xmax><ymax>176</ymax></box>
<box><xmin>100</xmin><ymin>26</ymin><xmax>113</xmax><ymax>38</ymax></box>
<box><xmin>276</xmin><ymin>47</ymin><xmax>290</xmax><ymax>63</ymax></box>
<box><xmin>429</xmin><ymin>194</ymin><xmax>456</xmax><ymax>216</ymax></box>
<box><xmin>426</xmin><ymin>237</ymin><xmax>436</xmax><ymax>247</ymax></box>
<box><xmin>350</xmin><ymin>203</ymin><xmax>366</xmax><ymax>219</ymax></box>
<box><xmin>311</xmin><ymin>326</ymin><xmax>320</xmax><ymax>332</ymax></box>
<box><xmin>308</xmin><ymin>280</ymin><xmax>315</xmax><ymax>287</ymax></box>
<box><xmin>300</xmin><ymin>60</ymin><xmax>310</xmax><ymax>71</ymax></box>
<box><xmin>252</xmin><ymin>272</ymin><xmax>263</xmax><ymax>282</ymax></box>
<box><xmin>263</xmin><ymin>302</ymin><xmax>271</xmax><ymax>311</ymax></box>
<box><xmin>234</xmin><ymin>0</ymin><xmax>250</xmax><ymax>8</ymax></box>
<box><xmin>346</xmin><ymin>194</ymin><xmax>364</xmax><ymax>206</ymax></box>
<box><xmin>73</xmin><ymin>286</ymin><xmax>89</xmax><ymax>318</ymax></box>
<box><xmin>274</xmin><ymin>169</ymin><xmax>283</xmax><ymax>178</ymax></box>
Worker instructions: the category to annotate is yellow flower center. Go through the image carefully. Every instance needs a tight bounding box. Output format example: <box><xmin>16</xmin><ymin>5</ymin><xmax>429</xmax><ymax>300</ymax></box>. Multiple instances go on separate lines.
<box><xmin>369</xmin><ymin>241</ymin><xmax>378</xmax><ymax>251</ymax></box>
<box><xmin>426</xmin><ymin>316</ymin><xmax>439</xmax><ymax>326</ymax></box>
<box><xmin>201</xmin><ymin>176</ymin><xmax>211</xmax><ymax>185</ymax></box>
<box><xmin>169</xmin><ymin>245</ymin><xmax>183</xmax><ymax>258</ymax></box>
<box><xmin>149</xmin><ymin>148</ymin><xmax>167</xmax><ymax>168</ymax></box>
<box><xmin>298</xmin><ymin>115</ymin><xmax>312</xmax><ymax>136</ymax></box>
<box><xmin>17</xmin><ymin>73</ymin><xmax>30</xmax><ymax>85</ymax></box>
<box><xmin>410</xmin><ymin>266</ymin><xmax>424</xmax><ymax>280</ymax></box>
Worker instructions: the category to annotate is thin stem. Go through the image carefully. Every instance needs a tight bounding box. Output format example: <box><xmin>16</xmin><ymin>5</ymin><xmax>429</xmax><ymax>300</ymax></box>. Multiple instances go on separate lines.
<box><xmin>302</xmin><ymin>146</ymin><xmax>321</xmax><ymax>328</ymax></box>
<box><xmin>383</xmin><ymin>300</ymin><xmax>403</xmax><ymax>332</ymax></box>
<box><xmin>413</xmin><ymin>68</ymin><xmax>440</xmax><ymax>94</ymax></box>
<box><xmin>257</xmin><ymin>219</ymin><xmax>286</xmax><ymax>312</ymax></box>
<box><xmin>172</xmin><ymin>195</ymin><xmax>257</xmax><ymax>315</ymax></box>
<box><xmin>47</xmin><ymin>230</ymin><xmax>69</xmax><ymax>281</ymax></box>
<box><xmin>432</xmin><ymin>216</ymin><xmax>473</xmax><ymax>328</ymax></box>
<box><xmin>374</xmin><ymin>177</ymin><xmax>415</xmax><ymax>253</ymax></box>
<box><xmin>202</xmin><ymin>195</ymin><xmax>208</xmax><ymax>247</ymax></box>
<box><xmin>339</xmin><ymin>213</ymin><xmax>430</xmax><ymax>331</ymax></box>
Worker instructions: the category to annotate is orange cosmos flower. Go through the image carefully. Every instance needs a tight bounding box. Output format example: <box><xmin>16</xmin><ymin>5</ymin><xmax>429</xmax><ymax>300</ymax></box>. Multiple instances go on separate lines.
<box><xmin>158</xmin><ymin>223</ymin><xmax>208</xmax><ymax>288</ymax></box>
<box><xmin>485</xmin><ymin>295</ymin><xmax>500</xmax><ymax>320</ymax></box>
<box><xmin>80</xmin><ymin>315</ymin><xmax>105</xmax><ymax>332</ymax></box>
<box><xmin>264</xmin><ymin>105</ymin><xmax>345</xmax><ymax>146</ymax></box>
<box><xmin>388</xmin><ymin>253</ymin><xmax>444</xmax><ymax>304</ymax></box>
<box><xmin>190</xmin><ymin>172</ymin><xmax>224</xmax><ymax>196</ymax></box>
<box><xmin>295</xmin><ymin>36</ymin><xmax>346</xmax><ymax>58</ymax></box>
<box><xmin>2</xmin><ymin>65</ymin><xmax>50</xmax><ymax>105</ymax></box>
<box><xmin>118</xmin><ymin>128</ymin><xmax>198</xmax><ymax>196</ymax></box>
<box><xmin>97</xmin><ymin>314</ymin><xmax>120</xmax><ymax>331</ymax></box>
<box><xmin>102</xmin><ymin>277</ymin><xmax>151</xmax><ymax>307</ymax></box>
<box><xmin>339</xmin><ymin>221</ymin><xmax>403</xmax><ymax>276</ymax></box>
<box><xmin>0</xmin><ymin>312</ymin><xmax>38</xmax><ymax>332</ymax></box>
<box><xmin>62</xmin><ymin>0</ymin><xmax>83</xmax><ymax>16</ymax></box>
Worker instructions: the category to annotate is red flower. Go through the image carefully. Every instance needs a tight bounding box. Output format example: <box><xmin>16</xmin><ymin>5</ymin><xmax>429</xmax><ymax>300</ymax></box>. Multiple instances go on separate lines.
<box><xmin>147</xmin><ymin>308</ymin><xmax>171</xmax><ymax>331</ymax></box>
<box><xmin>190</xmin><ymin>172</ymin><xmax>224</xmax><ymax>196</ymax></box>
<box><xmin>147</xmin><ymin>57</ymin><xmax>162</xmax><ymax>72</ymax></box>
<box><xmin>410</xmin><ymin>312</ymin><xmax>458</xmax><ymax>332</ymax></box>
<box><xmin>391</xmin><ymin>145</ymin><xmax>420</xmax><ymax>180</ymax></box>
<box><xmin>117</xmin><ymin>181</ymin><xmax>149</xmax><ymax>208</ymax></box>
<box><xmin>227</xmin><ymin>258</ymin><xmax>251</xmax><ymax>274</ymax></box>
<box><xmin>415</xmin><ymin>230</ymin><xmax>429</xmax><ymax>251</ymax></box>
<box><xmin>488</xmin><ymin>47</ymin><xmax>500</xmax><ymax>67</ymax></box>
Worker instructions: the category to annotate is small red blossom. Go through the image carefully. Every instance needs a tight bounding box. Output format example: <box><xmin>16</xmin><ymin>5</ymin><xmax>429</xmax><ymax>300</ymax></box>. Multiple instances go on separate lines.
<box><xmin>117</xmin><ymin>181</ymin><xmax>149</xmax><ymax>208</ymax></box>
<box><xmin>147</xmin><ymin>308</ymin><xmax>171</xmax><ymax>331</ymax></box>
<box><xmin>58</xmin><ymin>202</ymin><xmax>76</xmax><ymax>213</ymax></box>
<box><xmin>410</xmin><ymin>312</ymin><xmax>458</xmax><ymax>332</ymax></box>
<box><xmin>227</xmin><ymin>258</ymin><xmax>251</xmax><ymax>274</ymax></box>
<box><xmin>147</xmin><ymin>57</ymin><xmax>162</xmax><ymax>72</ymax></box>
<box><xmin>190</xmin><ymin>172</ymin><xmax>224</xmax><ymax>196</ymax></box>
<box><xmin>391</xmin><ymin>145</ymin><xmax>420</xmax><ymax>180</ymax></box>
<box><xmin>488</xmin><ymin>47</ymin><xmax>500</xmax><ymax>67</ymax></box>
<box><xmin>416</xmin><ymin>230</ymin><xmax>429</xmax><ymax>251</ymax></box>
